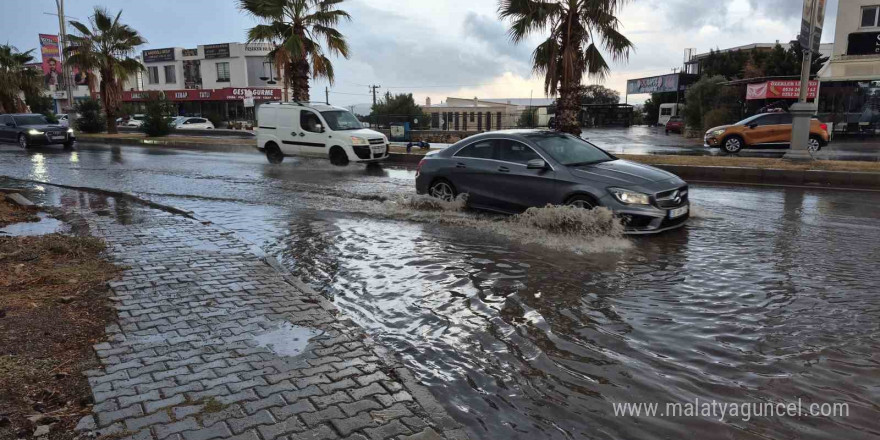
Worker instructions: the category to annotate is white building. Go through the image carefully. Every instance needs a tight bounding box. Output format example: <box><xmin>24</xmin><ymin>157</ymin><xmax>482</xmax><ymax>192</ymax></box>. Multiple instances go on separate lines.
<box><xmin>817</xmin><ymin>0</ymin><xmax>880</xmax><ymax>132</ymax></box>
<box><xmin>124</xmin><ymin>42</ymin><xmax>287</xmax><ymax>121</ymax></box>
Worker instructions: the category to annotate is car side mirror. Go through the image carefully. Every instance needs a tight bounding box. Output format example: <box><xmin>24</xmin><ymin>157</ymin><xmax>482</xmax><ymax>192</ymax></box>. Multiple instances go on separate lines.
<box><xmin>315</xmin><ymin>124</ymin><xmax>324</xmax><ymax>133</ymax></box>
<box><xmin>5</xmin><ymin>123</ymin><xmax>13</xmax><ymax>127</ymax></box>
<box><xmin>747</xmin><ymin>123</ymin><xmax>758</xmax><ymax>129</ymax></box>
<box><xmin>527</xmin><ymin>159</ymin><xmax>549</xmax><ymax>170</ymax></box>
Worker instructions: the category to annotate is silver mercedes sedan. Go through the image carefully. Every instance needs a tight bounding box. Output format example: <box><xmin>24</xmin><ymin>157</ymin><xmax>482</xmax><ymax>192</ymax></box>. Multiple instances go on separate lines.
<box><xmin>414</xmin><ymin>129</ymin><xmax>689</xmax><ymax>234</ymax></box>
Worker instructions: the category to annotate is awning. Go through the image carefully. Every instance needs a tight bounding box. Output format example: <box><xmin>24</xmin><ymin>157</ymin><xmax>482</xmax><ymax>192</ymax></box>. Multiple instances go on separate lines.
<box><xmin>745</xmin><ymin>80</ymin><xmax>818</xmax><ymax>100</ymax></box>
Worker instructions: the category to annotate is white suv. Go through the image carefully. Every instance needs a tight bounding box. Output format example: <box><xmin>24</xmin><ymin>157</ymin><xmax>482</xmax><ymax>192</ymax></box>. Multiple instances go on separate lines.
<box><xmin>256</xmin><ymin>102</ymin><xmax>388</xmax><ymax>165</ymax></box>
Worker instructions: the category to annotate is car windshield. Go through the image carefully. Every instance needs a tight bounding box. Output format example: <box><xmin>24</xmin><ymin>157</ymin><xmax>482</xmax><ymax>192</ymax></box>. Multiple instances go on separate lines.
<box><xmin>734</xmin><ymin>114</ymin><xmax>764</xmax><ymax>126</ymax></box>
<box><xmin>320</xmin><ymin>110</ymin><xmax>362</xmax><ymax>131</ymax></box>
<box><xmin>526</xmin><ymin>132</ymin><xmax>614</xmax><ymax>166</ymax></box>
<box><xmin>13</xmin><ymin>115</ymin><xmax>49</xmax><ymax>125</ymax></box>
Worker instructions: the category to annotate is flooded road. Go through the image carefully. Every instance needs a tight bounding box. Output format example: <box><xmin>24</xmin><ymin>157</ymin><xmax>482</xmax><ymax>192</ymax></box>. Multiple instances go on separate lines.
<box><xmin>2</xmin><ymin>143</ymin><xmax>879</xmax><ymax>439</ymax></box>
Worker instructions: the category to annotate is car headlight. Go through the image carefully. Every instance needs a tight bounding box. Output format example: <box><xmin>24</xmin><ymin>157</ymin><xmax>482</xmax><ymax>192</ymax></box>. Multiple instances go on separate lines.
<box><xmin>67</xmin><ymin>128</ymin><xmax>74</xmax><ymax>134</ymax></box>
<box><xmin>709</xmin><ymin>129</ymin><xmax>725</xmax><ymax>137</ymax></box>
<box><xmin>350</xmin><ymin>137</ymin><xmax>369</xmax><ymax>146</ymax></box>
<box><xmin>28</xmin><ymin>129</ymin><xmax>45</xmax><ymax>135</ymax></box>
<box><xmin>609</xmin><ymin>188</ymin><xmax>651</xmax><ymax>205</ymax></box>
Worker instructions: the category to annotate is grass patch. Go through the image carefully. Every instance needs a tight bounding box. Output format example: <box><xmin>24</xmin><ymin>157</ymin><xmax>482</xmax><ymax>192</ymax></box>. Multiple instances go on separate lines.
<box><xmin>0</xmin><ymin>195</ymin><xmax>39</xmax><ymax>227</ymax></box>
<box><xmin>0</xmin><ymin>234</ymin><xmax>121</xmax><ymax>438</ymax></box>
<box><xmin>618</xmin><ymin>154</ymin><xmax>880</xmax><ymax>173</ymax></box>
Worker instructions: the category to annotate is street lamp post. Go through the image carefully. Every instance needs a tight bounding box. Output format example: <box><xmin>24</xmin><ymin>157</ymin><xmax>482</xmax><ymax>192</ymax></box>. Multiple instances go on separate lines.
<box><xmin>786</xmin><ymin>0</ymin><xmax>825</xmax><ymax>161</ymax></box>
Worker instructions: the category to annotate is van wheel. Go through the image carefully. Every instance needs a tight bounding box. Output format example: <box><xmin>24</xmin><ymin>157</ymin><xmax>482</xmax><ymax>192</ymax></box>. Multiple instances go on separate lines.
<box><xmin>721</xmin><ymin>135</ymin><xmax>744</xmax><ymax>153</ymax></box>
<box><xmin>265</xmin><ymin>143</ymin><xmax>283</xmax><ymax>164</ymax></box>
<box><xmin>18</xmin><ymin>134</ymin><xmax>29</xmax><ymax>149</ymax></box>
<box><xmin>808</xmin><ymin>135</ymin><xmax>823</xmax><ymax>152</ymax></box>
<box><xmin>329</xmin><ymin>147</ymin><xmax>349</xmax><ymax>166</ymax></box>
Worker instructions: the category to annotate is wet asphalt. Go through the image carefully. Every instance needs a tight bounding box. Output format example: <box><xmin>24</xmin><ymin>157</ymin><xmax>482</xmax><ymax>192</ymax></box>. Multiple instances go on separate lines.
<box><xmin>1</xmin><ymin>142</ymin><xmax>879</xmax><ymax>440</ymax></box>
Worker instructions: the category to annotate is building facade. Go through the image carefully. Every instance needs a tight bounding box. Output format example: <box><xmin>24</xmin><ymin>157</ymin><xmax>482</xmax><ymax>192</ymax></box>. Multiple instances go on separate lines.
<box><xmin>125</xmin><ymin>42</ymin><xmax>286</xmax><ymax>122</ymax></box>
<box><xmin>818</xmin><ymin>0</ymin><xmax>880</xmax><ymax>132</ymax></box>
<box><xmin>424</xmin><ymin>97</ymin><xmax>545</xmax><ymax>132</ymax></box>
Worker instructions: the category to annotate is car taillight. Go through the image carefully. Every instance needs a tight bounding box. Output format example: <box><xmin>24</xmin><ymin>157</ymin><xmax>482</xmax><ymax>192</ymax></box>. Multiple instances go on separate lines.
<box><xmin>820</xmin><ymin>123</ymin><xmax>828</xmax><ymax>132</ymax></box>
<box><xmin>416</xmin><ymin>159</ymin><xmax>426</xmax><ymax>177</ymax></box>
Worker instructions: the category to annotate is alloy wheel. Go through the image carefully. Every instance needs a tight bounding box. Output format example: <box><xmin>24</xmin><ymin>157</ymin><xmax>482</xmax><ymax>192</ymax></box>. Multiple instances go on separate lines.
<box><xmin>18</xmin><ymin>134</ymin><xmax>27</xmax><ymax>149</ymax></box>
<box><xmin>808</xmin><ymin>138</ymin><xmax>821</xmax><ymax>152</ymax></box>
<box><xmin>567</xmin><ymin>199</ymin><xmax>596</xmax><ymax>209</ymax></box>
<box><xmin>430</xmin><ymin>182</ymin><xmax>454</xmax><ymax>201</ymax></box>
<box><xmin>724</xmin><ymin>137</ymin><xmax>742</xmax><ymax>153</ymax></box>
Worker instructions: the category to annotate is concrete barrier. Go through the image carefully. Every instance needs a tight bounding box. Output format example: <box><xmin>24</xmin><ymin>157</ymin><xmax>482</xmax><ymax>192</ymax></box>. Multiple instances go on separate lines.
<box><xmin>654</xmin><ymin>164</ymin><xmax>880</xmax><ymax>190</ymax></box>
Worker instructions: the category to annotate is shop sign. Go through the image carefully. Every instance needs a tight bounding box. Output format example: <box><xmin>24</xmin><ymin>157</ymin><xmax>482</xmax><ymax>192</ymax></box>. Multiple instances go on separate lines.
<box><xmin>746</xmin><ymin>80</ymin><xmax>818</xmax><ymax>100</ymax></box>
<box><xmin>122</xmin><ymin>87</ymin><xmax>281</xmax><ymax>102</ymax></box>
<box><xmin>143</xmin><ymin>48</ymin><xmax>175</xmax><ymax>63</ymax></box>
<box><xmin>626</xmin><ymin>74</ymin><xmax>679</xmax><ymax>94</ymax></box>
<box><xmin>204</xmin><ymin>43</ymin><xmax>230</xmax><ymax>59</ymax></box>
<box><xmin>847</xmin><ymin>32</ymin><xmax>880</xmax><ymax>56</ymax></box>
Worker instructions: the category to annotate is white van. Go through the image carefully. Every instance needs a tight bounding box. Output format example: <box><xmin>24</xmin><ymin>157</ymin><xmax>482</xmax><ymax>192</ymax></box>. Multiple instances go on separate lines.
<box><xmin>256</xmin><ymin>102</ymin><xmax>388</xmax><ymax>165</ymax></box>
<box><xmin>658</xmin><ymin>103</ymin><xmax>684</xmax><ymax>126</ymax></box>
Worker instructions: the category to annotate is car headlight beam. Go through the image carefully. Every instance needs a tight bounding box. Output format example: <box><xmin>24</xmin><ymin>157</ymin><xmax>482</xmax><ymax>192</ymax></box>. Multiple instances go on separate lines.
<box><xmin>609</xmin><ymin>188</ymin><xmax>651</xmax><ymax>205</ymax></box>
<box><xmin>67</xmin><ymin>128</ymin><xmax>75</xmax><ymax>134</ymax></box>
<box><xmin>28</xmin><ymin>129</ymin><xmax>44</xmax><ymax>135</ymax></box>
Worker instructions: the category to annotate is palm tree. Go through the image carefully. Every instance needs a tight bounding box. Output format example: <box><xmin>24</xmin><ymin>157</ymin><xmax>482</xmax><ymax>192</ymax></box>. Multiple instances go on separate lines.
<box><xmin>66</xmin><ymin>7</ymin><xmax>145</xmax><ymax>134</ymax></box>
<box><xmin>500</xmin><ymin>0</ymin><xmax>634</xmax><ymax>135</ymax></box>
<box><xmin>239</xmin><ymin>0</ymin><xmax>351</xmax><ymax>102</ymax></box>
<box><xmin>0</xmin><ymin>45</ymin><xmax>42</xmax><ymax>113</ymax></box>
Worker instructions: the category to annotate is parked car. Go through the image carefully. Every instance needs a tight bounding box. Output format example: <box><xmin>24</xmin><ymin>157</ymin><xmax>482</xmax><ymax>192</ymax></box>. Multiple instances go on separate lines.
<box><xmin>704</xmin><ymin>112</ymin><xmax>830</xmax><ymax>153</ymax></box>
<box><xmin>256</xmin><ymin>102</ymin><xmax>388</xmax><ymax>165</ymax></box>
<box><xmin>665</xmin><ymin>116</ymin><xmax>684</xmax><ymax>134</ymax></box>
<box><xmin>0</xmin><ymin>113</ymin><xmax>76</xmax><ymax>149</ymax></box>
<box><xmin>57</xmin><ymin>113</ymin><xmax>70</xmax><ymax>128</ymax></box>
<box><xmin>415</xmin><ymin>129</ymin><xmax>689</xmax><ymax>234</ymax></box>
<box><xmin>125</xmin><ymin>114</ymin><xmax>146</xmax><ymax>127</ymax></box>
<box><xmin>174</xmin><ymin>117</ymin><xmax>214</xmax><ymax>130</ymax></box>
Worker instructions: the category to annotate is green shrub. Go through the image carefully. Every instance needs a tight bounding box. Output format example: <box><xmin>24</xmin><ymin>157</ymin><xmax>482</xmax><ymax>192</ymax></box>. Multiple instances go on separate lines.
<box><xmin>73</xmin><ymin>98</ymin><xmax>106</xmax><ymax>133</ymax></box>
<box><xmin>205</xmin><ymin>112</ymin><xmax>223</xmax><ymax>129</ymax></box>
<box><xmin>703</xmin><ymin>108</ymin><xmax>734</xmax><ymax>131</ymax></box>
<box><xmin>141</xmin><ymin>94</ymin><xmax>175</xmax><ymax>137</ymax></box>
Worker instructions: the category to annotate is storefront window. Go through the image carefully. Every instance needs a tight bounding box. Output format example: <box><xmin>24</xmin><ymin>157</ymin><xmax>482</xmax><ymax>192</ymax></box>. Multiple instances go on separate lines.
<box><xmin>216</xmin><ymin>62</ymin><xmax>230</xmax><ymax>82</ymax></box>
<box><xmin>164</xmin><ymin>65</ymin><xmax>176</xmax><ymax>84</ymax></box>
<box><xmin>861</xmin><ymin>6</ymin><xmax>879</xmax><ymax>27</ymax></box>
<box><xmin>147</xmin><ymin>66</ymin><xmax>159</xmax><ymax>84</ymax></box>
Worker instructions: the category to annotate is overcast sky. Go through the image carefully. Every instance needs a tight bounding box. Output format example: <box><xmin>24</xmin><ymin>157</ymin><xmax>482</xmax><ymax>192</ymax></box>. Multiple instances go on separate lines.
<box><xmin>1</xmin><ymin>0</ymin><xmax>839</xmax><ymax>107</ymax></box>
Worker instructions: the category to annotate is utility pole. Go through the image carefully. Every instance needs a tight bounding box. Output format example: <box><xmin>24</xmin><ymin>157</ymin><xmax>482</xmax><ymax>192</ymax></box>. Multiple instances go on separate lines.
<box><xmin>55</xmin><ymin>0</ymin><xmax>74</xmax><ymax>115</ymax></box>
<box><xmin>671</xmin><ymin>67</ymin><xmax>681</xmax><ymax>105</ymax></box>
<box><xmin>325</xmin><ymin>87</ymin><xmax>329</xmax><ymax>105</ymax></box>
<box><xmin>786</xmin><ymin>0</ymin><xmax>825</xmax><ymax>161</ymax></box>
<box><xmin>369</xmin><ymin>85</ymin><xmax>380</xmax><ymax>128</ymax></box>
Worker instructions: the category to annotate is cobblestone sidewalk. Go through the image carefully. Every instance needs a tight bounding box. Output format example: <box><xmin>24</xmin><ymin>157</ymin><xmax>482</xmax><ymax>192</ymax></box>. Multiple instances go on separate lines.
<box><xmin>69</xmin><ymin>202</ymin><xmax>468</xmax><ymax>440</ymax></box>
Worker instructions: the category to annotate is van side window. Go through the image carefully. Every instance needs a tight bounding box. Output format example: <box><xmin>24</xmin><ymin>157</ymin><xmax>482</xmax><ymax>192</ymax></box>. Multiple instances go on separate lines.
<box><xmin>301</xmin><ymin>111</ymin><xmax>322</xmax><ymax>133</ymax></box>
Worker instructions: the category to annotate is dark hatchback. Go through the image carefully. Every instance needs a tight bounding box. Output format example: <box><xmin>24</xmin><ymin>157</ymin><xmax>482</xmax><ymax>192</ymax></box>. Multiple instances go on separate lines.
<box><xmin>0</xmin><ymin>113</ymin><xmax>76</xmax><ymax>149</ymax></box>
<box><xmin>415</xmin><ymin>129</ymin><xmax>690</xmax><ymax>234</ymax></box>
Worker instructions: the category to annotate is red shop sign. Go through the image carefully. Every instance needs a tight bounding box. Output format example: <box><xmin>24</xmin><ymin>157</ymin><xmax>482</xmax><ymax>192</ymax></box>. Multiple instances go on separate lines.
<box><xmin>746</xmin><ymin>80</ymin><xmax>818</xmax><ymax>100</ymax></box>
<box><xmin>121</xmin><ymin>87</ymin><xmax>281</xmax><ymax>102</ymax></box>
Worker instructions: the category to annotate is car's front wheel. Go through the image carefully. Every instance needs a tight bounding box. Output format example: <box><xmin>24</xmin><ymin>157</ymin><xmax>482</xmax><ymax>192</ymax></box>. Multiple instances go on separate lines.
<box><xmin>329</xmin><ymin>146</ymin><xmax>349</xmax><ymax>166</ymax></box>
<box><xmin>18</xmin><ymin>134</ymin><xmax>28</xmax><ymax>149</ymax></box>
<box><xmin>63</xmin><ymin>140</ymin><xmax>74</xmax><ymax>149</ymax></box>
<box><xmin>721</xmin><ymin>135</ymin><xmax>744</xmax><ymax>153</ymax></box>
<box><xmin>566</xmin><ymin>195</ymin><xmax>598</xmax><ymax>209</ymax></box>
<box><xmin>808</xmin><ymin>135</ymin><xmax>823</xmax><ymax>152</ymax></box>
<box><xmin>429</xmin><ymin>179</ymin><xmax>457</xmax><ymax>202</ymax></box>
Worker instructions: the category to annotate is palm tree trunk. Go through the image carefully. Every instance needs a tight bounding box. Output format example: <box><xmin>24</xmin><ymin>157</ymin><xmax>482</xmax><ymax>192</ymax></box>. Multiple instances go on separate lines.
<box><xmin>291</xmin><ymin>59</ymin><xmax>309</xmax><ymax>102</ymax></box>
<box><xmin>557</xmin><ymin>86</ymin><xmax>581</xmax><ymax>136</ymax></box>
<box><xmin>100</xmin><ymin>73</ymin><xmax>118</xmax><ymax>134</ymax></box>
